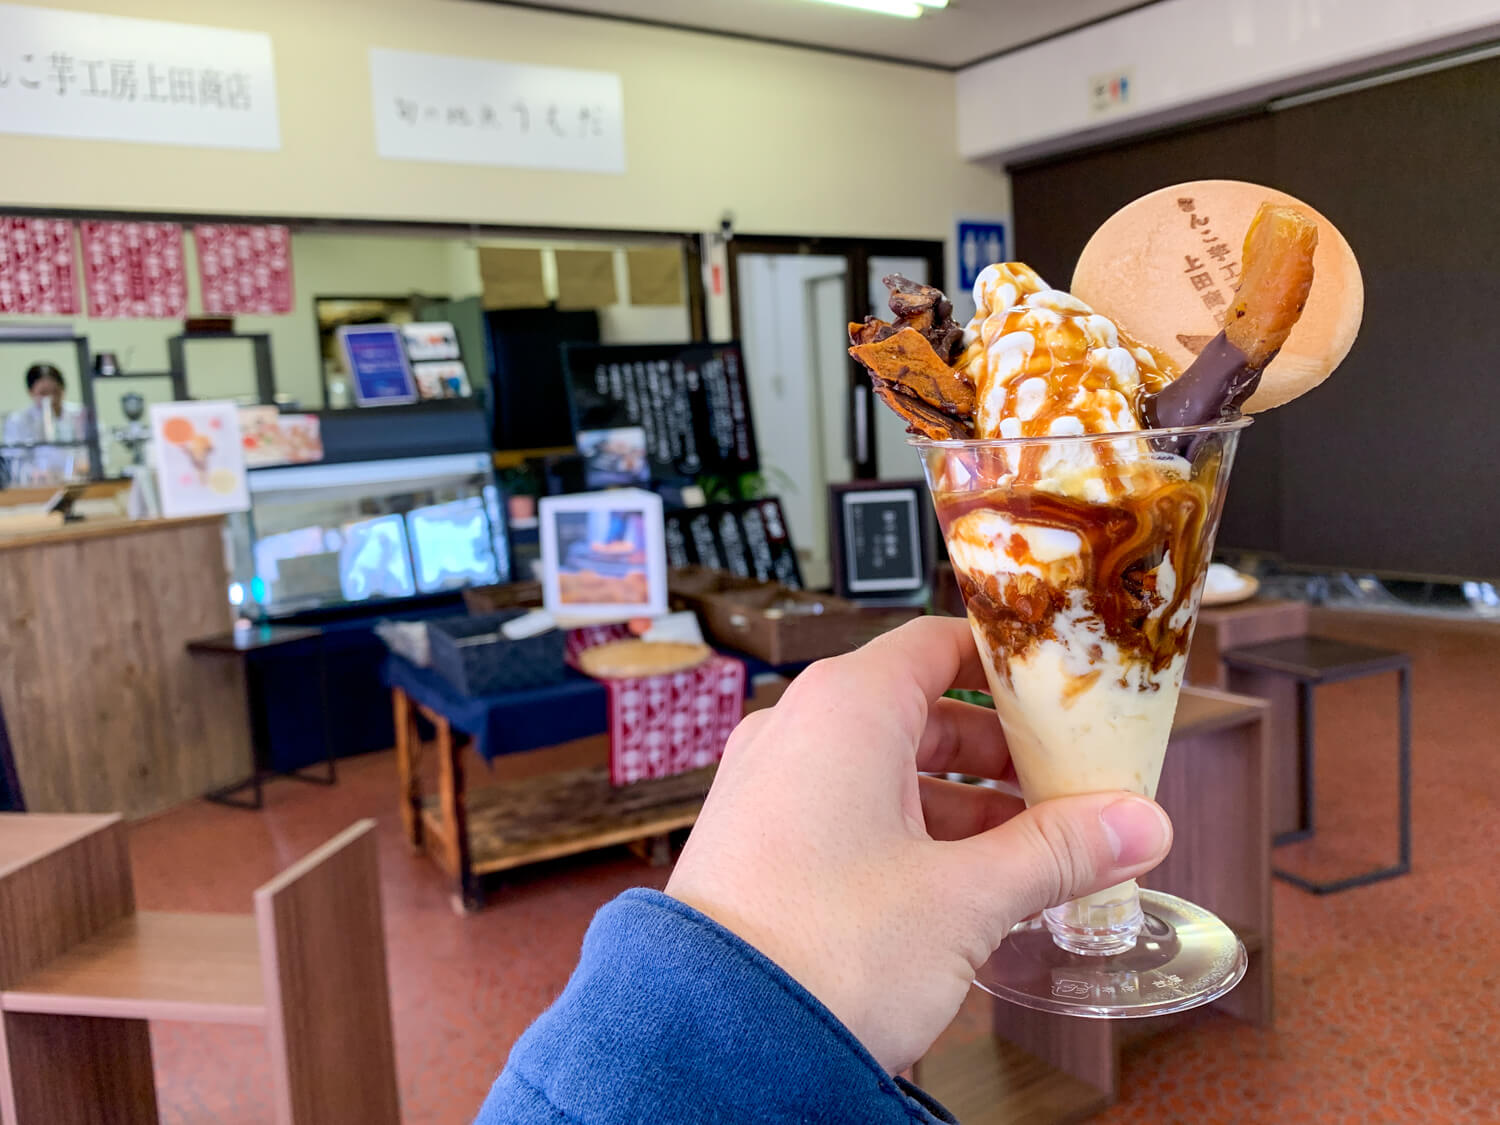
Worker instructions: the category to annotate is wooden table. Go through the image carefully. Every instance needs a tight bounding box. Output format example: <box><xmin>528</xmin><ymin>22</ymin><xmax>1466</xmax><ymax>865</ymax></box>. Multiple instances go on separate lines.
<box><xmin>187</xmin><ymin>626</ymin><xmax>336</xmax><ymax>810</ymax></box>
<box><xmin>393</xmin><ymin>676</ymin><xmax>788</xmax><ymax>914</ymax></box>
<box><xmin>914</xmin><ymin>686</ymin><xmax>1273</xmax><ymax>1123</ymax></box>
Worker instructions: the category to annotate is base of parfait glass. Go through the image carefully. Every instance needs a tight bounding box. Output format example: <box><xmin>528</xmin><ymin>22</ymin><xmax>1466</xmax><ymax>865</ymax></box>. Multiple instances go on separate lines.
<box><xmin>974</xmin><ymin>889</ymin><xmax>1247</xmax><ymax>1018</ymax></box>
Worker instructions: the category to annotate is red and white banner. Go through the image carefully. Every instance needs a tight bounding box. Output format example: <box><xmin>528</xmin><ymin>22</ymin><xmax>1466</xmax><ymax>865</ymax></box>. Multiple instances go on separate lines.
<box><xmin>0</xmin><ymin>218</ymin><xmax>80</xmax><ymax>315</ymax></box>
<box><xmin>195</xmin><ymin>224</ymin><xmax>294</xmax><ymax>315</ymax></box>
<box><xmin>79</xmin><ymin>221</ymin><xmax>187</xmax><ymax>319</ymax></box>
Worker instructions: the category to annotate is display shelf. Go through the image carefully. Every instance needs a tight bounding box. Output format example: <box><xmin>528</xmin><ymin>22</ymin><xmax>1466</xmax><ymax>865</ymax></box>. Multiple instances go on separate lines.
<box><xmin>418</xmin><ymin>764</ymin><xmax>711</xmax><ymax>878</ymax></box>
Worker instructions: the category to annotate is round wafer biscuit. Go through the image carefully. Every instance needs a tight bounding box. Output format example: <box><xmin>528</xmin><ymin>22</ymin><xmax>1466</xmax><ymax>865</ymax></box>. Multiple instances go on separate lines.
<box><xmin>1071</xmin><ymin>180</ymin><xmax>1362</xmax><ymax>412</ymax></box>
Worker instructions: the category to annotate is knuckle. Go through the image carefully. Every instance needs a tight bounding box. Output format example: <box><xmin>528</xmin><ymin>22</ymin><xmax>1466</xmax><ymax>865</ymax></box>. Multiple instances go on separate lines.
<box><xmin>1020</xmin><ymin>808</ymin><xmax>1096</xmax><ymax>906</ymax></box>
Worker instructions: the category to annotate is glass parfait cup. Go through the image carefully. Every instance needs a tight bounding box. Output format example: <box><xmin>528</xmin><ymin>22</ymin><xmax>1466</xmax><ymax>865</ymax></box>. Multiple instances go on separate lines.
<box><xmin>915</xmin><ymin>418</ymin><xmax>1250</xmax><ymax>1018</ymax></box>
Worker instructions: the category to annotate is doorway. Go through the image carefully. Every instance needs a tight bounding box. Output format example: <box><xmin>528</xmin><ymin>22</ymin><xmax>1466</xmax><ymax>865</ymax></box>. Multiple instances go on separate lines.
<box><xmin>730</xmin><ymin>236</ymin><xmax>943</xmax><ymax>588</ymax></box>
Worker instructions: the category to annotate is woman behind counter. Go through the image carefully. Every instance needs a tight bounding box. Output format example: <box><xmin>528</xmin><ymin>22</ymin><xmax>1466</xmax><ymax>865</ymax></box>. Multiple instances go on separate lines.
<box><xmin>2</xmin><ymin>363</ymin><xmax>90</xmax><ymax>485</ymax></box>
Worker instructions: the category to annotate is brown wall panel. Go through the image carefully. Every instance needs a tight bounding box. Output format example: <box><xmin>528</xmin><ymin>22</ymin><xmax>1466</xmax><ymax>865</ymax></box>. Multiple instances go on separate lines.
<box><xmin>1012</xmin><ymin>57</ymin><xmax>1500</xmax><ymax>581</ymax></box>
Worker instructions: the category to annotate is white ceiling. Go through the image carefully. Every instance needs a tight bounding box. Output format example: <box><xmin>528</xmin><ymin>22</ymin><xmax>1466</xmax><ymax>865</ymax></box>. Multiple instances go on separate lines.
<box><xmin>496</xmin><ymin>0</ymin><xmax>1154</xmax><ymax>69</ymax></box>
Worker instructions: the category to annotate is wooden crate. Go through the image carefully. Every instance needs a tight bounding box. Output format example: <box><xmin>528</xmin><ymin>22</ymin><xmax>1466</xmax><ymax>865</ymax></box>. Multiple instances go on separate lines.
<box><xmin>668</xmin><ymin>567</ymin><xmax>921</xmax><ymax>666</ymax></box>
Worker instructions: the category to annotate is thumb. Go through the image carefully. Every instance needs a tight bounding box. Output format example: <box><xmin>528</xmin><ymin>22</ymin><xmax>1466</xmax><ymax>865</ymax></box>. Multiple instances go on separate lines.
<box><xmin>945</xmin><ymin>793</ymin><xmax>1173</xmax><ymax>939</ymax></box>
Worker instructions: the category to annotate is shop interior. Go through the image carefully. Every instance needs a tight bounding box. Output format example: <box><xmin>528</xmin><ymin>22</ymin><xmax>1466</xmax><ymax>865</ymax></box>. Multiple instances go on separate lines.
<box><xmin>0</xmin><ymin>0</ymin><xmax>1496</xmax><ymax>1122</ymax></box>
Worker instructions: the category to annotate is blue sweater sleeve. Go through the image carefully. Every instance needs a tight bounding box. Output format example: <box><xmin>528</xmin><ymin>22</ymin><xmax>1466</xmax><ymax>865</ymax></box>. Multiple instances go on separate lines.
<box><xmin>475</xmin><ymin>888</ymin><xmax>956</xmax><ymax>1125</ymax></box>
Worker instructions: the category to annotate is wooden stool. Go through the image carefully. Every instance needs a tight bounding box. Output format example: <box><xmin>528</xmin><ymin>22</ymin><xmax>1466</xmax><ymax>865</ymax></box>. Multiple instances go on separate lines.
<box><xmin>0</xmin><ymin>815</ymin><xmax>399</xmax><ymax>1124</ymax></box>
<box><xmin>1223</xmin><ymin>635</ymin><xmax>1412</xmax><ymax>894</ymax></box>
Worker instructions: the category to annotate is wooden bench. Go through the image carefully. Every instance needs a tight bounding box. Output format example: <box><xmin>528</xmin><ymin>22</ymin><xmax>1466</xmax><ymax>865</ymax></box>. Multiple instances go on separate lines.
<box><xmin>0</xmin><ymin>815</ymin><xmax>399</xmax><ymax>1125</ymax></box>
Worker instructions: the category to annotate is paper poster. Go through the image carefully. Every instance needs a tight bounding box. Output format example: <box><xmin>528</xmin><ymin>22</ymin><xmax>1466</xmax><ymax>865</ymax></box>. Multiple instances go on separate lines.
<box><xmin>400</xmin><ymin>321</ymin><xmax>460</xmax><ymax>361</ymax></box>
<box><xmin>369</xmin><ymin>48</ymin><xmax>624</xmax><ymax>173</ymax></box>
<box><xmin>239</xmin><ymin>405</ymin><xmax>322</xmax><ymax>467</ymax></box>
<box><xmin>0</xmin><ymin>3</ymin><xmax>281</xmax><ymax>151</ymax></box>
<box><xmin>337</xmin><ymin>324</ymin><xmax>418</xmax><ymax>406</ymax></box>
<box><xmin>79</xmin><ymin>220</ymin><xmax>186</xmax><ymax>319</ymax></box>
<box><xmin>411</xmin><ymin>360</ymin><xmax>470</xmax><ymax>400</ymax></box>
<box><xmin>150</xmin><ymin>400</ymin><xmax>249</xmax><ymax>517</ymax></box>
<box><xmin>195</xmin><ymin>223</ymin><xmax>293</xmax><ymax>314</ymax></box>
<box><xmin>0</xmin><ymin>217</ymin><xmax>80</xmax><ymax>315</ymax></box>
<box><xmin>578</xmin><ymin>426</ymin><xmax>650</xmax><ymax>488</ymax></box>
<box><xmin>564</xmin><ymin>342</ymin><xmax>759</xmax><ymax>477</ymax></box>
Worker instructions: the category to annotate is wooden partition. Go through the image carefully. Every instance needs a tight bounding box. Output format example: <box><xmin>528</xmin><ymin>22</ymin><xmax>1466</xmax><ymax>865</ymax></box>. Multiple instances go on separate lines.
<box><xmin>0</xmin><ymin>817</ymin><xmax>398</xmax><ymax>1125</ymax></box>
<box><xmin>0</xmin><ymin>814</ymin><xmax>156</xmax><ymax>1125</ymax></box>
<box><xmin>0</xmin><ymin>517</ymin><xmax>249</xmax><ymax>817</ymax></box>
<box><xmin>257</xmin><ymin>822</ymin><xmax>401</xmax><ymax>1125</ymax></box>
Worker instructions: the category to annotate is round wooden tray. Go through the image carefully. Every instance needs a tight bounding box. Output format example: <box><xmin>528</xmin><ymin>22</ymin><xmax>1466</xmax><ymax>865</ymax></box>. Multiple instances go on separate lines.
<box><xmin>577</xmin><ymin>640</ymin><xmax>712</xmax><ymax>680</ymax></box>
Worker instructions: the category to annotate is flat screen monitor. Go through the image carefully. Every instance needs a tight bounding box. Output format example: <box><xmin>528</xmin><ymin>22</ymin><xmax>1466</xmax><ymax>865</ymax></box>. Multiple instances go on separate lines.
<box><xmin>338</xmin><ymin>514</ymin><xmax>416</xmax><ymax>602</ymax></box>
<box><xmin>406</xmin><ymin>496</ymin><xmax>500</xmax><ymax>594</ymax></box>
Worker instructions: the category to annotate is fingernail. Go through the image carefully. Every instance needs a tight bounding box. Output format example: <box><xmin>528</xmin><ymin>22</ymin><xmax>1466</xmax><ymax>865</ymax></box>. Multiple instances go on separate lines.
<box><xmin>1099</xmin><ymin>797</ymin><xmax>1171</xmax><ymax>866</ymax></box>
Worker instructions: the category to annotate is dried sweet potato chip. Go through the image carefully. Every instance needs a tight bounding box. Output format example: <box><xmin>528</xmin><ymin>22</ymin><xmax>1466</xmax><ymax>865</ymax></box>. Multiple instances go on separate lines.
<box><xmin>849</xmin><ymin>328</ymin><xmax>975</xmax><ymax>419</ymax></box>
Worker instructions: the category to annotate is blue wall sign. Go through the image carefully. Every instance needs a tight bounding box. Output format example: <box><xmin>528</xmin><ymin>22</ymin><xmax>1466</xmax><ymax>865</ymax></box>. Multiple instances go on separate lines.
<box><xmin>956</xmin><ymin>220</ymin><xmax>1008</xmax><ymax>292</ymax></box>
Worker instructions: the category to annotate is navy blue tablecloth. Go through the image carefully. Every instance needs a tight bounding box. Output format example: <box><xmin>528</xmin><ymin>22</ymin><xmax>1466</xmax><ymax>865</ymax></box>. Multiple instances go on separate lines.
<box><xmin>383</xmin><ymin>649</ymin><xmax>797</xmax><ymax>763</ymax></box>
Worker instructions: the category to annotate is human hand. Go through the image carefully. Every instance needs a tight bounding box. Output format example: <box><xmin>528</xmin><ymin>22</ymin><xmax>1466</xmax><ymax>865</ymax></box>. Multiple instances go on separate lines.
<box><xmin>665</xmin><ymin>616</ymin><xmax>1173</xmax><ymax>1073</ymax></box>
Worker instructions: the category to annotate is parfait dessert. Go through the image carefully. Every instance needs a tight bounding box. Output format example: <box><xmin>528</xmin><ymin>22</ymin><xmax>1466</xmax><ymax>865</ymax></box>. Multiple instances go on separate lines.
<box><xmin>850</xmin><ymin>192</ymin><xmax>1345</xmax><ymax>1013</ymax></box>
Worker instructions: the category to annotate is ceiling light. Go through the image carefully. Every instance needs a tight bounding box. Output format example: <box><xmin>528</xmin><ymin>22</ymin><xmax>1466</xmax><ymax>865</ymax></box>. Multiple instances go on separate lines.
<box><xmin>917</xmin><ymin>0</ymin><xmax>949</xmax><ymax>7</ymax></box>
<box><xmin>802</xmin><ymin>0</ymin><xmax>924</xmax><ymax>17</ymax></box>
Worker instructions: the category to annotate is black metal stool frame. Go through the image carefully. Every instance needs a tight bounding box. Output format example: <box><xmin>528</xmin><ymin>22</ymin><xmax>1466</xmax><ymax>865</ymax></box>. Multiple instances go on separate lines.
<box><xmin>1223</xmin><ymin>638</ymin><xmax>1412</xmax><ymax>895</ymax></box>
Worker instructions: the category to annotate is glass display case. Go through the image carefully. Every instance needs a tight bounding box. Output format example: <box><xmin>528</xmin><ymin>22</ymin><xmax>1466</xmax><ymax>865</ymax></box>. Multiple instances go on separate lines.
<box><xmin>0</xmin><ymin>440</ymin><xmax>93</xmax><ymax>489</ymax></box>
<box><xmin>227</xmin><ymin>451</ymin><xmax>510</xmax><ymax>619</ymax></box>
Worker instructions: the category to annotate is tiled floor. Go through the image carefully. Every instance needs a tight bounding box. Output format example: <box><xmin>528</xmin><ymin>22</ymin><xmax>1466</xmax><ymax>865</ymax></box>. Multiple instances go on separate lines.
<box><xmin>130</xmin><ymin>609</ymin><xmax>1499</xmax><ymax>1124</ymax></box>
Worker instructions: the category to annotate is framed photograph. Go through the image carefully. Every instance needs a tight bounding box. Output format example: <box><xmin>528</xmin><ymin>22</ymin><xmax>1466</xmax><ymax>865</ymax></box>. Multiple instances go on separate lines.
<box><xmin>829</xmin><ymin>480</ymin><xmax>931</xmax><ymax>602</ymax></box>
<box><xmin>336</xmin><ymin>324</ymin><xmax>419</xmax><ymax>406</ymax></box>
<box><xmin>539</xmin><ymin>488</ymin><xmax>668</xmax><ymax>625</ymax></box>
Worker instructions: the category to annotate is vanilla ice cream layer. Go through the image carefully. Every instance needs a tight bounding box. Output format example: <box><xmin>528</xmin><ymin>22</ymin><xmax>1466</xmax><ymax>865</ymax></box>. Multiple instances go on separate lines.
<box><xmin>969</xmin><ymin>611</ymin><xmax>1186</xmax><ymax>804</ymax></box>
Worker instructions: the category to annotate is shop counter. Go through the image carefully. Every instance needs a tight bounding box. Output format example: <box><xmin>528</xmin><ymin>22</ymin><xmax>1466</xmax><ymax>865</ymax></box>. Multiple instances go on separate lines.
<box><xmin>0</xmin><ymin>516</ymin><xmax>251</xmax><ymax>817</ymax></box>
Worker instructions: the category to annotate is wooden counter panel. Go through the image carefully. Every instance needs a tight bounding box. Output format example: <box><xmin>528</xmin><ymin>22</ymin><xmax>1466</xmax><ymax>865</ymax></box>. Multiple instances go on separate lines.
<box><xmin>0</xmin><ymin>515</ymin><xmax>222</xmax><ymax>553</ymax></box>
<box><xmin>0</xmin><ymin>518</ymin><xmax>248</xmax><ymax>817</ymax></box>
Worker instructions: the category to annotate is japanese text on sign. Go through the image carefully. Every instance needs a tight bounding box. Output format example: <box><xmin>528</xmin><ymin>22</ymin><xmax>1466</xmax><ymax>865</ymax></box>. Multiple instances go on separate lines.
<box><xmin>369</xmin><ymin>48</ymin><xmax>625</xmax><ymax>174</ymax></box>
<box><xmin>0</xmin><ymin>3</ymin><xmax>280</xmax><ymax>150</ymax></box>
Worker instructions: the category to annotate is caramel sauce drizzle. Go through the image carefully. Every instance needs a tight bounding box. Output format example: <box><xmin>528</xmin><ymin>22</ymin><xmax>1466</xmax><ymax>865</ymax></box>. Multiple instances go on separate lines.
<box><xmin>936</xmin><ymin>453</ymin><xmax>1224</xmax><ymax>689</ymax></box>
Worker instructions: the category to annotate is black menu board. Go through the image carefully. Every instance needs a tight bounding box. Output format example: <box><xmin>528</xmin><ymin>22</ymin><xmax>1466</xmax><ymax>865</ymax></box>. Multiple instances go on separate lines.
<box><xmin>829</xmin><ymin>481</ymin><xmax>929</xmax><ymax>600</ymax></box>
<box><xmin>563</xmin><ymin>342</ymin><xmax>759</xmax><ymax>478</ymax></box>
<box><xmin>665</xmin><ymin>499</ymin><xmax>802</xmax><ymax>589</ymax></box>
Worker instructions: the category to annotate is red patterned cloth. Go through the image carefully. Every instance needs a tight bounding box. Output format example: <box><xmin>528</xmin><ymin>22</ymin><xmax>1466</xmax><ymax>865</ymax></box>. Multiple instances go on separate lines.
<box><xmin>565</xmin><ymin>626</ymin><xmax>746</xmax><ymax>787</ymax></box>
<box><xmin>604</xmin><ymin>656</ymin><xmax>745</xmax><ymax>787</ymax></box>
<box><xmin>194</xmin><ymin>224</ymin><xmax>294</xmax><ymax>315</ymax></box>
<box><xmin>0</xmin><ymin>218</ymin><xmax>80</xmax><ymax>315</ymax></box>
<box><xmin>79</xmin><ymin>221</ymin><xmax>186</xmax><ymax>319</ymax></box>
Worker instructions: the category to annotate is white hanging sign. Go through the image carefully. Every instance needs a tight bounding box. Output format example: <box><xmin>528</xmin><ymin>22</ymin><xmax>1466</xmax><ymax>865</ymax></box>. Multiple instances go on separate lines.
<box><xmin>369</xmin><ymin>47</ymin><xmax>625</xmax><ymax>174</ymax></box>
<box><xmin>0</xmin><ymin>2</ymin><xmax>280</xmax><ymax>150</ymax></box>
